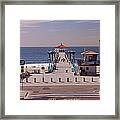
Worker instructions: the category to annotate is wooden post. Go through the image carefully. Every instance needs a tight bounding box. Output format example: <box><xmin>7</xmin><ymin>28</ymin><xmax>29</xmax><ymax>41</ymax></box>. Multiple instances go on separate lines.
<box><xmin>92</xmin><ymin>77</ymin><xmax>94</xmax><ymax>82</ymax></box>
<box><xmin>83</xmin><ymin>77</ymin><xmax>85</xmax><ymax>82</ymax></box>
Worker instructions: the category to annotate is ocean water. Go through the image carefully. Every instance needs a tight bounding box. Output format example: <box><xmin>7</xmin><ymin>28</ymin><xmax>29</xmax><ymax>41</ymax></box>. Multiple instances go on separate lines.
<box><xmin>20</xmin><ymin>47</ymin><xmax>99</xmax><ymax>64</ymax></box>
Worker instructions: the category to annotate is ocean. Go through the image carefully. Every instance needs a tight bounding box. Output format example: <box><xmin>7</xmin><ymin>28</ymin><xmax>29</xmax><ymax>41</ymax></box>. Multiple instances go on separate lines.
<box><xmin>20</xmin><ymin>47</ymin><xmax>99</xmax><ymax>64</ymax></box>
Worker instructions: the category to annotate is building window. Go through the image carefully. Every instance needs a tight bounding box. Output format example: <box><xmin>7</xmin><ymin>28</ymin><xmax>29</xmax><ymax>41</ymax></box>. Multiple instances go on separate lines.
<box><xmin>66</xmin><ymin>70</ymin><xmax>68</xmax><ymax>73</ymax></box>
<box><xmin>86</xmin><ymin>67</ymin><xmax>89</xmax><ymax>70</ymax></box>
<box><xmin>59</xmin><ymin>78</ymin><xmax>61</xmax><ymax>82</ymax></box>
<box><xmin>67</xmin><ymin>78</ymin><xmax>69</xmax><ymax>82</ymax></box>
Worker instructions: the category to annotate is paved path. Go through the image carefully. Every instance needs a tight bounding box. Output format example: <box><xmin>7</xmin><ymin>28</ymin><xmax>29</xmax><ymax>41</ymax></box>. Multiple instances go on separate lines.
<box><xmin>20</xmin><ymin>85</ymin><xmax>100</xmax><ymax>100</ymax></box>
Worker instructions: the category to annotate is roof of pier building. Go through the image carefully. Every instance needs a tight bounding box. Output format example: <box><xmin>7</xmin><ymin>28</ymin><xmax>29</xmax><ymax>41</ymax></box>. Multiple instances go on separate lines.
<box><xmin>55</xmin><ymin>43</ymin><xmax>67</xmax><ymax>49</ymax></box>
<box><xmin>81</xmin><ymin>50</ymin><xmax>98</xmax><ymax>55</ymax></box>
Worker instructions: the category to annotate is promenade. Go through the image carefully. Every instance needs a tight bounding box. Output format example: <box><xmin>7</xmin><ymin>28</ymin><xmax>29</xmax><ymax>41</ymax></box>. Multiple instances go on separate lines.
<box><xmin>20</xmin><ymin>84</ymin><xmax>100</xmax><ymax>100</ymax></box>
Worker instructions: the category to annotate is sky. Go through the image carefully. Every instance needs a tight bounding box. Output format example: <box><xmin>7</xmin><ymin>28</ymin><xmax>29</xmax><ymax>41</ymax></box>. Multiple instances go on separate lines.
<box><xmin>20</xmin><ymin>20</ymin><xmax>100</xmax><ymax>47</ymax></box>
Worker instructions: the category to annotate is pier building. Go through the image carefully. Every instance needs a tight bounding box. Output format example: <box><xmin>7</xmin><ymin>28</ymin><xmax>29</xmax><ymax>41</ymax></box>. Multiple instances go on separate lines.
<box><xmin>48</xmin><ymin>43</ymin><xmax>76</xmax><ymax>64</ymax></box>
<box><xmin>81</xmin><ymin>50</ymin><xmax>99</xmax><ymax>62</ymax></box>
<box><xmin>21</xmin><ymin>63</ymin><xmax>53</xmax><ymax>74</ymax></box>
<box><xmin>78</xmin><ymin>50</ymin><xmax>100</xmax><ymax>76</ymax></box>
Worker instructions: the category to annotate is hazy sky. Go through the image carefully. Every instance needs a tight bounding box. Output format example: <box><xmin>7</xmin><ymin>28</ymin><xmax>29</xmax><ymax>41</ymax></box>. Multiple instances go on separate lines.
<box><xmin>20</xmin><ymin>20</ymin><xmax>100</xmax><ymax>47</ymax></box>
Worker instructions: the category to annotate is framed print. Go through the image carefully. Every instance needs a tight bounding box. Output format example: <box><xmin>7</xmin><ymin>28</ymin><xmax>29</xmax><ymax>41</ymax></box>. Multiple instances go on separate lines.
<box><xmin>0</xmin><ymin>0</ymin><xmax>119</xmax><ymax>119</ymax></box>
